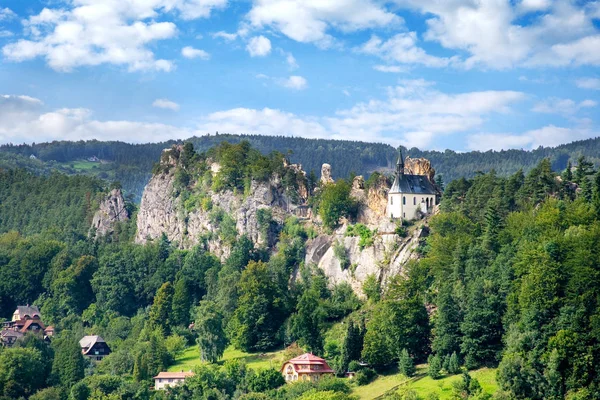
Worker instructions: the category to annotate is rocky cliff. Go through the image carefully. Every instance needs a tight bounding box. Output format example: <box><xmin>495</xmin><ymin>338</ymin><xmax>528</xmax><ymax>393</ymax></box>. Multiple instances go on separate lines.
<box><xmin>134</xmin><ymin>146</ymin><xmax>430</xmax><ymax>294</ymax></box>
<box><xmin>304</xmin><ymin>222</ymin><xmax>426</xmax><ymax>296</ymax></box>
<box><xmin>135</xmin><ymin>147</ymin><xmax>303</xmax><ymax>255</ymax></box>
<box><xmin>90</xmin><ymin>189</ymin><xmax>129</xmax><ymax>237</ymax></box>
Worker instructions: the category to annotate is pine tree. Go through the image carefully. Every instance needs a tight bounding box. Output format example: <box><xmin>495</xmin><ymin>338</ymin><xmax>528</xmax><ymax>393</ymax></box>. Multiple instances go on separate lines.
<box><xmin>171</xmin><ymin>277</ymin><xmax>191</xmax><ymax>327</ymax></box>
<box><xmin>398</xmin><ymin>349</ymin><xmax>416</xmax><ymax>377</ymax></box>
<box><xmin>428</xmin><ymin>354</ymin><xmax>443</xmax><ymax>380</ymax></box>
<box><xmin>562</xmin><ymin>161</ymin><xmax>573</xmax><ymax>182</ymax></box>
<box><xmin>342</xmin><ymin>320</ymin><xmax>363</xmax><ymax>371</ymax></box>
<box><xmin>593</xmin><ymin>171</ymin><xmax>600</xmax><ymax>218</ymax></box>
<box><xmin>149</xmin><ymin>282</ymin><xmax>174</xmax><ymax>334</ymax></box>
<box><xmin>447</xmin><ymin>352</ymin><xmax>460</xmax><ymax>375</ymax></box>
<box><xmin>574</xmin><ymin>155</ymin><xmax>594</xmax><ymax>184</ymax></box>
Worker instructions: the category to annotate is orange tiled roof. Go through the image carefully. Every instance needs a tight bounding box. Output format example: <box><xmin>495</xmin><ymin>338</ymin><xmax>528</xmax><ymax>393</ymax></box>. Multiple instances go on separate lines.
<box><xmin>153</xmin><ymin>372</ymin><xmax>194</xmax><ymax>379</ymax></box>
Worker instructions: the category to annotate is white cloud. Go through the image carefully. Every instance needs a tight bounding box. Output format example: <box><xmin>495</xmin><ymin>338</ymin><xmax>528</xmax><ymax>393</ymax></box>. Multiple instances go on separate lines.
<box><xmin>532</xmin><ymin>97</ymin><xmax>597</xmax><ymax>116</ymax></box>
<box><xmin>212</xmin><ymin>31</ymin><xmax>238</xmax><ymax>41</ymax></box>
<box><xmin>518</xmin><ymin>0</ymin><xmax>552</xmax><ymax>13</ymax></box>
<box><xmin>0</xmin><ymin>94</ymin><xmax>195</xmax><ymax>144</ymax></box>
<box><xmin>2</xmin><ymin>81</ymin><xmax>527</xmax><ymax>149</ymax></box>
<box><xmin>196</xmin><ymin>108</ymin><xmax>330</xmax><ymax>138</ymax></box>
<box><xmin>278</xmin><ymin>75</ymin><xmax>307</xmax><ymax>90</ymax></box>
<box><xmin>342</xmin><ymin>90</ymin><xmax>351</xmax><ymax>97</ymax></box>
<box><xmin>246</xmin><ymin>35</ymin><xmax>271</xmax><ymax>57</ymax></box>
<box><xmin>358</xmin><ymin>33</ymin><xmax>453</xmax><ymax>67</ymax></box>
<box><xmin>152</xmin><ymin>99</ymin><xmax>180</xmax><ymax>111</ymax></box>
<box><xmin>1</xmin><ymin>0</ymin><xmax>227</xmax><ymax>72</ymax></box>
<box><xmin>0</xmin><ymin>8</ymin><xmax>16</xmax><ymax>21</ymax></box>
<box><xmin>246</xmin><ymin>0</ymin><xmax>400</xmax><ymax>46</ymax></box>
<box><xmin>576</xmin><ymin>78</ymin><xmax>600</xmax><ymax>90</ymax></box>
<box><xmin>392</xmin><ymin>0</ymin><xmax>600</xmax><ymax>69</ymax></box>
<box><xmin>181</xmin><ymin>46</ymin><xmax>210</xmax><ymax>60</ymax></box>
<box><xmin>373</xmin><ymin>65</ymin><xmax>407</xmax><ymax>73</ymax></box>
<box><xmin>285</xmin><ymin>52</ymin><xmax>298</xmax><ymax>69</ymax></box>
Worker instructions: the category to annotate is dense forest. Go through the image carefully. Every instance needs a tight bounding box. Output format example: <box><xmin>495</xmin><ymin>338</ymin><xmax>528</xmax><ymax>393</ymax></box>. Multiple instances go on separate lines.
<box><xmin>0</xmin><ymin>140</ymin><xmax>599</xmax><ymax>399</ymax></box>
<box><xmin>1</xmin><ymin>134</ymin><xmax>599</xmax><ymax>201</ymax></box>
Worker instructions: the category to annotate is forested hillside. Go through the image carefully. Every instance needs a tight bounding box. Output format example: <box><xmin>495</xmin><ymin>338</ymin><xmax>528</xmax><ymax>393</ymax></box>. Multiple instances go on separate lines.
<box><xmin>2</xmin><ymin>134</ymin><xmax>599</xmax><ymax>202</ymax></box>
<box><xmin>0</xmin><ymin>141</ymin><xmax>599</xmax><ymax>399</ymax></box>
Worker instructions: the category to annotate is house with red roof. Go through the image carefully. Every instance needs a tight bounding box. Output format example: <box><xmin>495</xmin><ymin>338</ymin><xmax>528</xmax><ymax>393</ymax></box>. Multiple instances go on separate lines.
<box><xmin>280</xmin><ymin>353</ymin><xmax>335</xmax><ymax>383</ymax></box>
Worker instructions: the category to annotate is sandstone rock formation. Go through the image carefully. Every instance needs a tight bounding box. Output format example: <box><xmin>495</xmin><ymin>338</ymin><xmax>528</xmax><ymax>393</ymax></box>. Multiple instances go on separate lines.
<box><xmin>304</xmin><ymin>223</ymin><xmax>427</xmax><ymax>296</ymax></box>
<box><xmin>404</xmin><ymin>156</ymin><xmax>436</xmax><ymax>182</ymax></box>
<box><xmin>135</xmin><ymin>148</ymin><xmax>305</xmax><ymax>254</ymax></box>
<box><xmin>320</xmin><ymin>163</ymin><xmax>334</xmax><ymax>185</ymax></box>
<box><xmin>90</xmin><ymin>189</ymin><xmax>129</xmax><ymax>237</ymax></box>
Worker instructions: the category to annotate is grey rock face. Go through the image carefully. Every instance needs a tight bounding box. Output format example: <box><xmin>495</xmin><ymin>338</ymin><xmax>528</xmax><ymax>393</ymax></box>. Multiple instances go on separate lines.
<box><xmin>90</xmin><ymin>189</ymin><xmax>129</xmax><ymax>237</ymax></box>
<box><xmin>303</xmin><ymin>223</ymin><xmax>425</xmax><ymax>297</ymax></box>
<box><xmin>135</xmin><ymin>170</ymin><xmax>297</xmax><ymax>255</ymax></box>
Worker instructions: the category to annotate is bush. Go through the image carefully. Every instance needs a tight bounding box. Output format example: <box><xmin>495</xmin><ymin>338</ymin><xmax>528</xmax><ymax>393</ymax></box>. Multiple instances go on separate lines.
<box><xmin>247</xmin><ymin>368</ymin><xmax>285</xmax><ymax>392</ymax></box>
<box><xmin>354</xmin><ymin>368</ymin><xmax>377</xmax><ymax>385</ymax></box>
<box><xmin>347</xmin><ymin>360</ymin><xmax>362</xmax><ymax>373</ymax></box>
<box><xmin>346</xmin><ymin>224</ymin><xmax>375</xmax><ymax>249</ymax></box>
<box><xmin>333</xmin><ymin>239</ymin><xmax>350</xmax><ymax>270</ymax></box>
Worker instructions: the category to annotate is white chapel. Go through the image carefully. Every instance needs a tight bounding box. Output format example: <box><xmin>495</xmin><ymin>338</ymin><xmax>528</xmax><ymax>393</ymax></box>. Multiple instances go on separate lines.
<box><xmin>387</xmin><ymin>151</ymin><xmax>438</xmax><ymax>220</ymax></box>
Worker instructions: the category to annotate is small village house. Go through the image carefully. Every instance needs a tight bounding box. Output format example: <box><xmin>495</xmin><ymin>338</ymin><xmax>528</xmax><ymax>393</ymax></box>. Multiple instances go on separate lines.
<box><xmin>281</xmin><ymin>353</ymin><xmax>335</xmax><ymax>383</ymax></box>
<box><xmin>80</xmin><ymin>335</ymin><xmax>111</xmax><ymax>361</ymax></box>
<box><xmin>0</xmin><ymin>305</ymin><xmax>54</xmax><ymax>347</ymax></box>
<box><xmin>153</xmin><ymin>371</ymin><xmax>194</xmax><ymax>390</ymax></box>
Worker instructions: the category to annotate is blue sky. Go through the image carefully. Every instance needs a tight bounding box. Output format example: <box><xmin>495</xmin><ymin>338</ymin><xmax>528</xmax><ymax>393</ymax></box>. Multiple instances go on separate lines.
<box><xmin>0</xmin><ymin>0</ymin><xmax>599</xmax><ymax>151</ymax></box>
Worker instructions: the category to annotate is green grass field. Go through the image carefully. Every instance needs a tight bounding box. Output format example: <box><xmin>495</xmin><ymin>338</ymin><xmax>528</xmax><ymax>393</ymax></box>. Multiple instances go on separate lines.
<box><xmin>168</xmin><ymin>346</ymin><xmax>286</xmax><ymax>372</ymax></box>
<box><xmin>352</xmin><ymin>366</ymin><xmax>498</xmax><ymax>400</ymax></box>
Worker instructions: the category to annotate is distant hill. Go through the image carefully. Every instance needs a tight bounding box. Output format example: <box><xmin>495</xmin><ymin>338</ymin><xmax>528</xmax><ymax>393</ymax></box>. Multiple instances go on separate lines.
<box><xmin>1</xmin><ymin>134</ymin><xmax>598</xmax><ymax>201</ymax></box>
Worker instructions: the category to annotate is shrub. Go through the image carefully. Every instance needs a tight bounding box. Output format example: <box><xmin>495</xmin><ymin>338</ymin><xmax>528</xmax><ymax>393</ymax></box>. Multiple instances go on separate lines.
<box><xmin>347</xmin><ymin>360</ymin><xmax>362</xmax><ymax>373</ymax></box>
<box><xmin>247</xmin><ymin>368</ymin><xmax>285</xmax><ymax>392</ymax></box>
<box><xmin>346</xmin><ymin>224</ymin><xmax>375</xmax><ymax>249</ymax></box>
<box><xmin>354</xmin><ymin>368</ymin><xmax>377</xmax><ymax>386</ymax></box>
<box><xmin>333</xmin><ymin>239</ymin><xmax>350</xmax><ymax>270</ymax></box>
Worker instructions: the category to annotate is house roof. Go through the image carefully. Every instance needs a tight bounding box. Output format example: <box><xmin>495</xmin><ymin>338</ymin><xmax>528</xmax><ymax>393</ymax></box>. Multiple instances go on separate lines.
<box><xmin>15</xmin><ymin>305</ymin><xmax>41</xmax><ymax>318</ymax></box>
<box><xmin>154</xmin><ymin>372</ymin><xmax>194</xmax><ymax>380</ymax></box>
<box><xmin>390</xmin><ymin>173</ymin><xmax>437</xmax><ymax>195</ymax></box>
<box><xmin>1</xmin><ymin>329</ymin><xmax>24</xmax><ymax>339</ymax></box>
<box><xmin>79</xmin><ymin>335</ymin><xmax>108</xmax><ymax>354</ymax></box>
<box><xmin>19</xmin><ymin>319</ymin><xmax>45</xmax><ymax>332</ymax></box>
<box><xmin>282</xmin><ymin>353</ymin><xmax>335</xmax><ymax>373</ymax></box>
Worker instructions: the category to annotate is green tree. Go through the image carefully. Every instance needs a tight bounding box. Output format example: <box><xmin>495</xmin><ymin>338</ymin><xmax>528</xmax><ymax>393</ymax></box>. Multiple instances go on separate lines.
<box><xmin>0</xmin><ymin>347</ymin><xmax>46</xmax><ymax>398</ymax></box>
<box><xmin>228</xmin><ymin>261</ymin><xmax>288</xmax><ymax>351</ymax></box>
<box><xmin>341</xmin><ymin>320</ymin><xmax>363</xmax><ymax>372</ymax></box>
<box><xmin>428</xmin><ymin>354</ymin><xmax>443</xmax><ymax>380</ymax></box>
<box><xmin>398</xmin><ymin>349</ymin><xmax>416</xmax><ymax>377</ymax></box>
<box><xmin>247</xmin><ymin>369</ymin><xmax>285</xmax><ymax>392</ymax></box>
<box><xmin>195</xmin><ymin>300</ymin><xmax>228</xmax><ymax>363</ymax></box>
<box><xmin>171</xmin><ymin>277</ymin><xmax>192</xmax><ymax>327</ymax></box>
<box><xmin>148</xmin><ymin>282</ymin><xmax>174</xmax><ymax>334</ymax></box>
<box><xmin>317</xmin><ymin>180</ymin><xmax>358</xmax><ymax>230</ymax></box>
<box><xmin>51</xmin><ymin>335</ymin><xmax>85</xmax><ymax>389</ymax></box>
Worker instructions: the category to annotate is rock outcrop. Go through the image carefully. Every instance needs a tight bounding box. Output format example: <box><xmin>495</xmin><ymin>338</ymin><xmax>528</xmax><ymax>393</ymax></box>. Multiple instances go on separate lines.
<box><xmin>404</xmin><ymin>156</ymin><xmax>436</xmax><ymax>182</ymax></box>
<box><xmin>90</xmin><ymin>189</ymin><xmax>129</xmax><ymax>237</ymax></box>
<box><xmin>304</xmin><ymin>223</ymin><xmax>427</xmax><ymax>296</ymax></box>
<box><xmin>320</xmin><ymin>163</ymin><xmax>334</xmax><ymax>185</ymax></box>
<box><xmin>135</xmin><ymin>148</ymin><xmax>303</xmax><ymax>254</ymax></box>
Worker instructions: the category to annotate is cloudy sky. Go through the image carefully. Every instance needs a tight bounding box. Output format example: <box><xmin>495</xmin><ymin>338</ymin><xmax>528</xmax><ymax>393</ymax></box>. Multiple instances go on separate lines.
<box><xmin>0</xmin><ymin>0</ymin><xmax>599</xmax><ymax>151</ymax></box>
